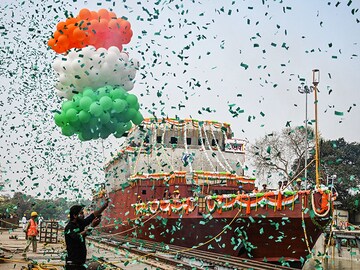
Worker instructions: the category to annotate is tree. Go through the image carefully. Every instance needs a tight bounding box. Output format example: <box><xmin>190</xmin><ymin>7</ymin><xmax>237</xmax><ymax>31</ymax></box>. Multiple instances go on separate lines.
<box><xmin>308</xmin><ymin>138</ymin><xmax>360</xmax><ymax>213</ymax></box>
<box><xmin>248</xmin><ymin>126</ymin><xmax>314</xmax><ymax>183</ymax></box>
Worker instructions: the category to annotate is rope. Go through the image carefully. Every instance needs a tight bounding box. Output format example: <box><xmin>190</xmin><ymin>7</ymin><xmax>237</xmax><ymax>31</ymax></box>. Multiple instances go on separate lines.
<box><xmin>209</xmin><ymin>124</ymin><xmax>233</xmax><ymax>172</ymax></box>
<box><xmin>202</xmin><ymin>124</ymin><xmax>227</xmax><ymax>171</ymax></box>
<box><xmin>301</xmin><ymin>195</ymin><xmax>314</xmax><ymax>256</ymax></box>
<box><xmin>98</xmin><ymin>212</ymin><xmax>160</xmax><ymax>236</ymax></box>
<box><xmin>131</xmin><ymin>128</ymin><xmax>146</xmax><ymax>175</ymax></box>
<box><xmin>152</xmin><ymin>123</ymin><xmax>165</xmax><ymax>171</ymax></box>
<box><xmin>126</xmin><ymin>207</ymin><xmax>243</xmax><ymax>264</ymax></box>
<box><xmin>158</xmin><ymin>122</ymin><xmax>175</xmax><ymax>172</ymax></box>
<box><xmin>183</xmin><ymin>121</ymin><xmax>193</xmax><ymax>173</ymax></box>
<box><xmin>198</xmin><ymin>122</ymin><xmax>215</xmax><ymax>171</ymax></box>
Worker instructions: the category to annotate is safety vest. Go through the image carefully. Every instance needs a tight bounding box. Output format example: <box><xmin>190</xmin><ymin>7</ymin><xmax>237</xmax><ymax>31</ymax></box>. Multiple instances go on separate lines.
<box><xmin>27</xmin><ymin>219</ymin><xmax>38</xmax><ymax>237</ymax></box>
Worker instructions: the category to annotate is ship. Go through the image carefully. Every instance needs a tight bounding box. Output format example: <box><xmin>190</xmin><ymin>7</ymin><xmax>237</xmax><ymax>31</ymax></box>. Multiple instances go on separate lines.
<box><xmin>97</xmin><ymin>116</ymin><xmax>334</xmax><ymax>263</ymax></box>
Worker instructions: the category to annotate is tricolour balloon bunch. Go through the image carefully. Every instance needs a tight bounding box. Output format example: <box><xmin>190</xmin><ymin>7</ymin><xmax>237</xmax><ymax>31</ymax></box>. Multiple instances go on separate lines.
<box><xmin>47</xmin><ymin>8</ymin><xmax>132</xmax><ymax>53</ymax></box>
<box><xmin>49</xmin><ymin>8</ymin><xmax>143</xmax><ymax>141</ymax></box>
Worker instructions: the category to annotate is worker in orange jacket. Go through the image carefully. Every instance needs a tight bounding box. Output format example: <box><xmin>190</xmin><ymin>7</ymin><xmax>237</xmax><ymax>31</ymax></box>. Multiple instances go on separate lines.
<box><xmin>22</xmin><ymin>211</ymin><xmax>39</xmax><ymax>256</ymax></box>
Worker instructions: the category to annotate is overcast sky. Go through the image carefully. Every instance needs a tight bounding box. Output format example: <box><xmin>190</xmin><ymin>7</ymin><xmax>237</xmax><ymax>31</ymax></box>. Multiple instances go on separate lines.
<box><xmin>0</xmin><ymin>0</ymin><xmax>359</xmax><ymax>200</ymax></box>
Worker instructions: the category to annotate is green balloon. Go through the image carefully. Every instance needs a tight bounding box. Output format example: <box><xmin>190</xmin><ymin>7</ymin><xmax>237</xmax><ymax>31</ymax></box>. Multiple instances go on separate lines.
<box><xmin>124</xmin><ymin>121</ymin><xmax>132</xmax><ymax>131</ymax></box>
<box><xmin>62</xmin><ymin>101</ymin><xmax>74</xmax><ymax>112</ymax></box>
<box><xmin>89</xmin><ymin>102</ymin><xmax>103</xmax><ymax>117</ymax></box>
<box><xmin>129</xmin><ymin>102</ymin><xmax>140</xmax><ymax>111</ymax></box>
<box><xmin>69</xmin><ymin>120</ymin><xmax>82</xmax><ymax>131</ymax></box>
<box><xmin>132</xmin><ymin>112</ymin><xmax>144</xmax><ymax>125</ymax></box>
<box><xmin>99</xmin><ymin>111</ymin><xmax>111</xmax><ymax>124</ymax></box>
<box><xmin>105</xmin><ymin>120</ymin><xmax>117</xmax><ymax>133</ymax></box>
<box><xmin>99</xmin><ymin>128</ymin><xmax>111</xmax><ymax>139</ymax></box>
<box><xmin>83</xmin><ymin>88</ymin><xmax>96</xmax><ymax>100</ymax></box>
<box><xmin>88</xmin><ymin>117</ymin><xmax>99</xmax><ymax>130</ymax></box>
<box><xmin>113</xmin><ymin>99</ymin><xmax>127</xmax><ymax>113</ymax></box>
<box><xmin>54</xmin><ymin>112</ymin><xmax>66</xmax><ymax>127</ymax></box>
<box><xmin>126</xmin><ymin>94</ymin><xmax>138</xmax><ymax>106</ymax></box>
<box><xmin>80</xmin><ymin>129</ymin><xmax>93</xmax><ymax>141</ymax></box>
<box><xmin>99</xmin><ymin>96</ymin><xmax>113</xmax><ymax>111</ymax></box>
<box><xmin>96</xmin><ymin>87</ymin><xmax>108</xmax><ymax>99</ymax></box>
<box><xmin>66</xmin><ymin>108</ymin><xmax>78</xmax><ymax>122</ymax></box>
<box><xmin>79</xmin><ymin>96</ymin><xmax>93</xmax><ymax>111</ymax></box>
<box><xmin>61</xmin><ymin>125</ymin><xmax>75</xmax><ymax>136</ymax></box>
<box><xmin>124</xmin><ymin>108</ymin><xmax>137</xmax><ymax>121</ymax></box>
<box><xmin>114</xmin><ymin>123</ymin><xmax>125</xmax><ymax>138</ymax></box>
<box><xmin>78</xmin><ymin>110</ymin><xmax>91</xmax><ymax>123</ymax></box>
<box><xmin>110</xmin><ymin>87</ymin><xmax>126</xmax><ymax>100</ymax></box>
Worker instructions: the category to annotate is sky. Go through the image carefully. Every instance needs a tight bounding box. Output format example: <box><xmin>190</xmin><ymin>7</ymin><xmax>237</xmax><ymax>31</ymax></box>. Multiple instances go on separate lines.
<box><xmin>0</xmin><ymin>0</ymin><xmax>359</xmax><ymax>200</ymax></box>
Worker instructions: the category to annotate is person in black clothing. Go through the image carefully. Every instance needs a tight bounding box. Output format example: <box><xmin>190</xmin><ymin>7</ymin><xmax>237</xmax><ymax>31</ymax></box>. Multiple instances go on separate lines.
<box><xmin>64</xmin><ymin>199</ymin><xmax>109</xmax><ymax>270</ymax></box>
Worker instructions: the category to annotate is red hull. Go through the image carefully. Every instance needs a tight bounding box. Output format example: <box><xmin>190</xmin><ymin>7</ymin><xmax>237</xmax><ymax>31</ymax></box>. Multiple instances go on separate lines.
<box><xmin>100</xmin><ymin>188</ymin><xmax>332</xmax><ymax>262</ymax></box>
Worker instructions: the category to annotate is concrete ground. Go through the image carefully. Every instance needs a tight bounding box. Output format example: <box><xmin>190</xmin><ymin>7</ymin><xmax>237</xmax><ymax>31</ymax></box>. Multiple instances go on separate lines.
<box><xmin>0</xmin><ymin>228</ymin><xmax>162</xmax><ymax>270</ymax></box>
<box><xmin>0</xmin><ymin>227</ymin><xmax>64</xmax><ymax>269</ymax></box>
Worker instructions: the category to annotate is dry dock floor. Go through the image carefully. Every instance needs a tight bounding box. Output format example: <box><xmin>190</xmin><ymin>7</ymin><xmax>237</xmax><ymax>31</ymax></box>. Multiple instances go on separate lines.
<box><xmin>0</xmin><ymin>228</ymin><xmax>166</xmax><ymax>270</ymax></box>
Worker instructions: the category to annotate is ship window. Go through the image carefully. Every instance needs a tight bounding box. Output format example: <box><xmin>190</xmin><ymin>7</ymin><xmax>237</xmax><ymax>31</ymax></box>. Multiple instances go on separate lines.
<box><xmin>198</xmin><ymin>138</ymin><xmax>205</xmax><ymax>145</ymax></box>
<box><xmin>186</xmin><ymin>138</ymin><xmax>192</xmax><ymax>145</ymax></box>
<box><xmin>142</xmin><ymin>190</ymin><xmax>146</xmax><ymax>195</ymax></box>
<box><xmin>211</xmin><ymin>139</ymin><xmax>219</xmax><ymax>146</ymax></box>
<box><xmin>157</xmin><ymin>136</ymin><xmax>162</xmax><ymax>143</ymax></box>
<box><xmin>170</xmin><ymin>137</ymin><xmax>178</xmax><ymax>144</ymax></box>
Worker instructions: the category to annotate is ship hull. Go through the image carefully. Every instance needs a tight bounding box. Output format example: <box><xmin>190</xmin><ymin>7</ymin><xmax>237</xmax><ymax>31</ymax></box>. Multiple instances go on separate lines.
<box><xmin>100</xmin><ymin>188</ymin><xmax>331</xmax><ymax>263</ymax></box>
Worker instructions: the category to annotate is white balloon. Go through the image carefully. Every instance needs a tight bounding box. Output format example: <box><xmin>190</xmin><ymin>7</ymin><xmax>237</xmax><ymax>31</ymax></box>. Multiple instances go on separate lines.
<box><xmin>122</xmin><ymin>80</ymin><xmax>134</xmax><ymax>91</ymax></box>
<box><xmin>53</xmin><ymin>59</ymin><xmax>62</xmax><ymax>73</ymax></box>
<box><xmin>119</xmin><ymin>52</ymin><xmax>129</xmax><ymax>61</ymax></box>
<box><xmin>108</xmin><ymin>46</ymin><xmax>120</xmax><ymax>55</ymax></box>
<box><xmin>53</xmin><ymin>47</ymin><xmax>140</xmax><ymax>99</ymax></box>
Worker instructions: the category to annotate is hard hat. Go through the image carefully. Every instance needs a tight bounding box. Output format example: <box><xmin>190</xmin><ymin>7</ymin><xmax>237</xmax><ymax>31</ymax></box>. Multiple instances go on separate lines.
<box><xmin>174</xmin><ymin>190</ymin><xmax>180</xmax><ymax>194</ymax></box>
<box><xmin>31</xmin><ymin>211</ymin><xmax>38</xmax><ymax>217</ymax></box>
<box><xmin>138</xmin><ymin>195</ymin><xmax>141</xmax><ymax>198</ymax></box>
<box><xmin>296</xmin><ymin>178</ymin><xmax>302</xmax><ymax>182</ymax></box>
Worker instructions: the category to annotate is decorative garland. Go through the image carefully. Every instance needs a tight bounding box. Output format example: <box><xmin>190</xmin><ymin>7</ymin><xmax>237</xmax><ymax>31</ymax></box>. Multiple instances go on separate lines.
<box><xmin>131</xmin><ymin>191</ymin><xmax>306</xmax><ymax>216</ymax></box>
<box><xmin>132</xmin><ymin>197</ymin><xmax>198</xmax><ymax>215</ymax></box>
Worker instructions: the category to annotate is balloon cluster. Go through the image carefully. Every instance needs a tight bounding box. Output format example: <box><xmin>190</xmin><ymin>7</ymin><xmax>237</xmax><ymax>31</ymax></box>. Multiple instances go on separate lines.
<box><xmin>53</xmin><ymin>46</ymin><xmax>139</xmax><ymax>100</ymax></box>
<box><xmin>49</xmin><ymin>8</ymin><xmax>144</xmax><ymax>141</ymax></box>
<box><xmin>54</xmin><ymin>86</ymin><xmax>143</xmax><ymax>141</ymax></box>
<box><xmin>48</xmin><ymin>8</ymin><xmax>132</xmax><ymax>53</ymax></box>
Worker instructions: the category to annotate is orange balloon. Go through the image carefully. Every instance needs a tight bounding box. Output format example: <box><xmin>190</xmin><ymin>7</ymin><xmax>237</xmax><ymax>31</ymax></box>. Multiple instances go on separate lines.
<box><xmin>89</xmin><ymin>19</ymin><xmax>99</xmax><ymax>31</ymax></box>
<box><xmin>98</xmin><ymin>9</ymin><xmax>110</xmax><ymax>20</ymax></box>
<box><xmin>53</xmin><ymin>44</ymin><xmax>65</xmax><ymax>54</ymax></box>
<box><xmin>56</xmin><ymin>21</ymin><xmax>66</xmax><ymax>31</ymax></box>
<box><xmin>66</xmin><ymin>23</ymin><xmax>76</xmax><ymax>34</ymax></box>
<box><xmin>66</xmin><ymin>17</ymin><xmax>78</xmax><ymax>25</ymax></box>
<box><xmin>90</xmin><ymin>11</ymin><xmax>99</xmax><ymax>20</ymax></box>
<box><xmin>108</xmin><ymin>19</ymin><xmax>119</xmax><ymax>30</ymax></box>
<box><xmin>119</xmin><ymin>20</ymin><xmax>131</xmax><ymax>31</ymax></box>
<box><xmin>109</xmin><ymin>11</ymin><xmax>117</xmax><ymax>19</ymax></box>
<box><xmin>47</xmin><ymin>38</ymin><xmax>56</xmax><ymax>48</ymax></box>
<box><xmin>53</xmin><ymin>30</ymin><xmax>61</xmax><ymax>40</ymax></box>
<box><xmin>73</xmin><ymin>27</ymin><xmax>86</xmax><ymax>41</ymax></box>
<box><xmin>79</xmin><ymin>8</ymin><xmax>91</xmax><ymax>20</ymax></box>
<box><xmin>99</xmin><ymin>18</ymin><xmax>109</xmax><ymax>30</ymax></box>
<box><xmin>57</xmin><ymin>34</ymin><xmax>70</xmax><ymax>49</ymax></box>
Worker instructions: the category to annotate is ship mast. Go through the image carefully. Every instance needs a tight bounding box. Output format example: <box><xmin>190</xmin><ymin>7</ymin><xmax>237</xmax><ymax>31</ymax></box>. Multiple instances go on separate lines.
<box><xmin>312</xmin><ymin>69</ymin><xmax>321</xmax><ymax>189</ymax></box>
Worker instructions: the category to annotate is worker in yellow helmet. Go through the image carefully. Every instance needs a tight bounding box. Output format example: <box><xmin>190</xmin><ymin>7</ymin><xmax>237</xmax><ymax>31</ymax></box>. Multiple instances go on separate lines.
<box><xmin>22</xmin><ymin>211</ymin><xmax>39</xmax><ymax>257</ymax></box>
